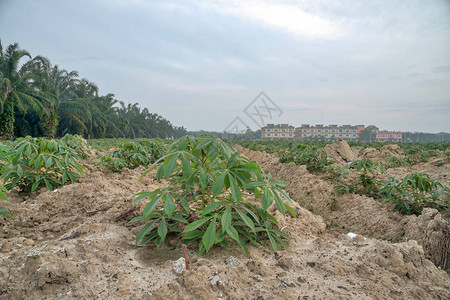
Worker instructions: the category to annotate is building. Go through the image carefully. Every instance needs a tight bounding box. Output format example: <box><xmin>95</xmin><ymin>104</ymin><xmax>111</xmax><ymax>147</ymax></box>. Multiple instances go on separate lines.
<box><xmin>261</xmin><ymin>123</ymin><xmax>392</xmax><ymax>142</ymax></box>
<box><xmin>376</xmin><ymin>131</ymin><xmax>402</xmax><ymax>142</ymax></box>
<box><xmin>294</xmin><ymin>124</ymin><xmax>359</xmax><ymax>141</ymax></box>
<box><xmin>261</xmin><ymin>124</ymin><xmax>295</xmax><ymax>140</ymax></box>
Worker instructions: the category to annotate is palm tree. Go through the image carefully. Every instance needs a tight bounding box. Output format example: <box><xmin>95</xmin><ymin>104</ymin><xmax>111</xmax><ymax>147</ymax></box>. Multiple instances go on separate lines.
<box><xmin>0</xmin><ymin>41</ymin><xmax>46</xmax><ymax>140</ymax></box>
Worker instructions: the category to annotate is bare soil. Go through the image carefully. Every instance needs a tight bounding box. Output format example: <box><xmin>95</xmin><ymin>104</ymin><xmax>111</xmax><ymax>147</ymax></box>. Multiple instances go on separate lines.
<box><xmin>0</xmin><ymin>149</ymin><xmax>449</xmax><ymax>299</ymax></box>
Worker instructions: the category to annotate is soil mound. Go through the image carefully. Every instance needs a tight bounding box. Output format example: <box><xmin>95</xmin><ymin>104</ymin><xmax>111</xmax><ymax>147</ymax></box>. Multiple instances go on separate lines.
<box><xmin>405</xmin><ymin>208</ymin><xmax>450</xmax><ymax>272</ymax></box>
<box><xmin>359</xmin><ymin>144</ymin><xmax>403</xmax><ymax>162</ymax></box>
<box><xmin>324</xmin><ymin>139</ymin><xmax>358</xmax><ymax>163</ymax></box>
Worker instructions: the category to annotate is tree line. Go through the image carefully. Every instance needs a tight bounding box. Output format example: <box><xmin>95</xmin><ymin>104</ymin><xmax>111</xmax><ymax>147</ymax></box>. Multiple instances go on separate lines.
<box><xmin>0</xmin><ymin>41</ymin><xmax>187</xmax><ymax>141</ymax></box>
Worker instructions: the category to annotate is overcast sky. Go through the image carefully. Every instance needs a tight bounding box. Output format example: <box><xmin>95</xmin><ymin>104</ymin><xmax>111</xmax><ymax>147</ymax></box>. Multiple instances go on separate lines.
<box><xmin>1</xmin><ymin>0</ymin><xmax>449</xmax><ymax>133</ymax></box>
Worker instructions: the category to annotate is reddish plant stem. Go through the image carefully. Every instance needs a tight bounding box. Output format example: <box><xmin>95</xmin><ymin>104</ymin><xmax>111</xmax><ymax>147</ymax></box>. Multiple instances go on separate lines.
<box><xmin>86</xmin><ymin>204</ymin><xmax>113</xmax><ymax>215</ymax></box>
<box><xmin>114</xmin><ymin>205</ymin><xmax>136</xmax><ymax>221</ymax></box>
<box><xmin>182</xmin><ymin>244</ymin><xmax>191</xmax><ymax>271</ymax></box>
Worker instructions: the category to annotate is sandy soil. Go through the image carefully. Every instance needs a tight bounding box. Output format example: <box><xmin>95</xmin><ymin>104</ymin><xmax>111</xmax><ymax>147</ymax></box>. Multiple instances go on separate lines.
<box><xmin>235</xmin><ymin>143</ymin><xmax>450</xmax><ymax>273</ymax></box>
<box><xmin>0</xmin><ymin>149</ymin><xmax>449</xmax><ymax>299</ymax></box>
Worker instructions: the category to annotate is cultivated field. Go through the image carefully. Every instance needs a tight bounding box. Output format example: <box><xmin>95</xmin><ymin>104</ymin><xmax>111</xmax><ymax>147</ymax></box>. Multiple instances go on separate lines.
<box><xmin>0</xmin><ymin>136</ymin><xmax>449</xmax><ymax>299</ymax></box>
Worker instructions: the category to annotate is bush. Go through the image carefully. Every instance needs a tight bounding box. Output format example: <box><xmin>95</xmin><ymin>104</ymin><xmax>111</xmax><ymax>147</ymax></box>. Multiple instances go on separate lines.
<box><xmin>0</xmin><ymin>136</ymin><xmax>85</xmax><ymax>193</ymax></box>
<box><xmin>132</xmin><ymin>135</ymin><xmax>296</xmax><ymax>255</ymax></box>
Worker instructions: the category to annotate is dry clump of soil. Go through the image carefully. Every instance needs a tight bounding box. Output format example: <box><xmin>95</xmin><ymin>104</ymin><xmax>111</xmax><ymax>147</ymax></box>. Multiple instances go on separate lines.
<box><xmin>235</xmin><ymin>144</ymin><xmax>450</xmax><ymax>273</ymax></box>
<box><xmin>324</xmin><ymin>139</ymin><xmax>358</xmax><ymax>163</ymax></box>
<box><xmin>0</xmin><ymin>155</ymin><xmax>449</xmax><ymax>299</ymax></box>
<box><xmin>325</xmin><ymin>140</ymin><xmax>404</xmax><ymax>165</ymax></box>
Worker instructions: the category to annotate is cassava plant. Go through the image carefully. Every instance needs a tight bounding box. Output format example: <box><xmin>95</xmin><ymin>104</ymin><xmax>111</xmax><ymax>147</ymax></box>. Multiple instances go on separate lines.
<box><xmin>332</xmin><ymin>159</ymin><xmax>385</xmax><ymax>198</ymax></box>
<box><xmin>0</xmin><ymin>185</ymin><xmax>14</xmax><ymax>220</ymax></box>
<box><xmin>0</xmin><ymin>136</ymin><xmax>85</xmax><ymax>193</ymax></box>
<box><xmin>380</xmin><ymin>172</ymin><xmax>449</xmax><ymax>215</ymax></box>
<box><xmin>132</xmin><ymin>135</ymin><xmax>296</xmax><ymax>255</ymax></box>
<box><xmin>97</xmin><ymin>139</ymin><xmax>166</xmax><ymax>172</ymax></box>
<box><xmin>60</xmin><ymin>134</ymin><xmax>91</xmax><ymax>159</ymax></box>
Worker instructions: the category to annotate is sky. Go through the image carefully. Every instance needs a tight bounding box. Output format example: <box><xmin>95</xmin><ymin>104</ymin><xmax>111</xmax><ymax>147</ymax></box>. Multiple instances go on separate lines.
<box><xmin>1</xmin><ymin>0</ymin><xmax>449</xmax><ymax>133</ymax></box>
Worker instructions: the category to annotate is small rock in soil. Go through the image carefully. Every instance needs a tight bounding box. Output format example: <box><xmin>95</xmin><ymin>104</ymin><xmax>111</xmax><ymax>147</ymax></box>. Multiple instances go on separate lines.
<box><xmin>172</xmin><ymin>257</ymin><xmax>186</xmax><ymax>274</ymax></box>
<box><xmin>224</xmin><ymin>256</ymin><xmax>239</xmax><ymax>266</ymax></box>
<box><xmin>281</xmin><ymin>276</ymin><xmax>295</xmax><ymax>287</ymax></box>
<box><xmin>306</xmin><ymin>262</ymin><xmax>316</xmax><ymax>268</ymax></box>
<box><xmin>210</xmin><ymin>274</ymin><xmax>223</xmax><ymax>287</ymax></box>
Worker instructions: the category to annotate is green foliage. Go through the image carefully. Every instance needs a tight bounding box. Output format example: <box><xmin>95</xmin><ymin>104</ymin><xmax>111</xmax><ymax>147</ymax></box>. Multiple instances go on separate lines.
<box><xmin>133</xmin><ymin>136</ymin><xmax>295</xmax><ymax>254</ymax></box>
<box><xmin>279</xmin><ymin>143</ymin><xmax>334</xmax><ymax>172</ymax></box>
<box><xmin>0</xmin><ymin>185</ymin><xmax>14</xmax><ymax>220</ymax></box>
<box><xmin>382</xmin><ymin>156</ymin><xmax>411</xmax><ymax>168</ymax></box>
<box><xmin>98</xmin><ymin>139</ymin><xmax>166</xmax><ymax>172</ymax></box>
<box><xmin>380</xmin><ymin>173</ymin><xmax>450</xmax><ymax>215</ymax></box>
<box><xmin>333</xmin><ymin>158</ymin><xmax>449</xmax><ymax>216</ymax></box>
<box><xmin>404</xmin><ymin>148</ymin><xmax>430</xmax><ymax>165</ymax></box>
<box><xmin>333</xmin><ymin>159</ymin><xmax>385</xmax><ymax>197</ymax></box>
<box><xmin>0</xmin><ymin>135</ymin><xmax>85</xmax><ymax>193</ymax></box>
<box><xmin>60</xmin><ymin>134</ymin><xmax>90</xmax><ymax>158</ymax></box>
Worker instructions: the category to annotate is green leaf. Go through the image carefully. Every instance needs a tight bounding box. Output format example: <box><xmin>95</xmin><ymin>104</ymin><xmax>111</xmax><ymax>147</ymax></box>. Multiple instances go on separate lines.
<box><xmin>221</xmin><ymin>205</ymin><xmax>232</xmax><ymax>231</ymax></box>
<box><xmin>277</xmin><ymin>188</ymin><xmax>293</xmax><ymax>203</ymax></box>
<box><xmin>135</xmin><ymin>219</ymin><xmax>157</xmax><ymax>244</ymax></box>
<box><xmin>43</xmin><ymin>178</ymin><xmax>53</xmax><ymax>190</ymax></box>
<box><xmin>163</xmin><ymin>154</ymin><xmax>178</xmax><ymax>179</ymax></box>
<box><xmin>45</xmin><ymin>157</ymin><xmax>52</xmax><ymax>168</ymax></box>
<box><xmin>212</xmin><ymin>172</ymin><xmax>226</xmax><ymax>197</ymax></box>
<box><xmin>236</xmin><ymin>208</ymin><xmax>255</xmax><ymax>233</ymax></box>
<box><xmin>156</xmin><ymin>164</ymin><xmax>164</xmax><ymax>180</ymax></box>
<box><xmin>129</xmin><ymin>216</ymin><xmax>143</xmax><ymax>223</ymax></box>
<box><xmin>207</xmin><ymin>142</ymin><xmax>219</xmax><ymax>161</ymax></box>
<box><xmin>228</xmin><ymin>173</ymin><xmax>242</xmax><ymax>202</ymax></box>
<box><xmin>273</xmin><ymin>189</ymin><xmax>286</xmax><ymax>215</ymax></box>
<box><xmin>179</xmin><ymin>196</ymin><xmax>190</xmax><ymax>212</ymax></box>
<box><xmin>183</xmin><ymin>229</ymin><xmax>203</xmax><ymax>240</ymax></box>
<box><xmin>272</xmin><ymin>180</ymin><xmax>287</xmax><ymax>187</ymax></box>
<box><xmin>157</xmin><ymin>219</ymin><xmax>168</xmax><ymax>242</ymax></box>
<box><xmin>31</xmin><ymin>181</ymin><xmax>40</xmax><ymax>192</ymax></box>
<box><xmin>169</xmin><ymin>214</ymin><xmax>188</xmax><ymax>223</ymax></box>
<box><xmin>199</xmin><ymin>170</ymin><xmax>208</xmax><ymax>190</ymax></box>
<box><xmin>244</xmin><ymin>181</ymin><xmax>265</xmax><ymax>189</ymax></box>
<box><xmin>182</xmin><ymin>216</ymin><xmax>212</xmax><ymax>233</ymax></box>
<box><xmin>16</xmin><ymin>165</ymin><xmax>23</xmax><ymax>178</ymax></box>
<box><xmin>0</xmin><ymin>192</ymin><xmax>8</xmax><ymax>201</ymax></box>
<box><xmin>202</xmin><ymin>217</ymin><xmax>216</xmax><ymax>252</ymax></box>
<box><xmin>284</xmin><ymin>203</ymin><xmax>297</xmax><ymax>218</ymax></box>
<box><xmin>181</xmin><ymin>154</ymin><xmax>192</xmax><ymax>178</ymax></box>
<box><xmin>268</xmin><ymin>233</ymin><xmax>278</xmax><ymax>252</ymax></box>
<box><xmin>226</xmin><ymin>226</ymin><xmax>239</xmax><ymax>241</ymax></box>
<box><xmin>142</xmin><ymin>195</ymin><xmax>163</xmax><ymax>219</ymax></box>
<box><xmin>262</xmin><ymin>187</ymin><xmax>272</xmax><ymax>210</ymax></box>
<box><xmin>133</xmin><ymin>191</ymin><xmax>156</xmax><ymax>203</ymax></box>
<box><xmin>164</xmin><ymin>194</ymin><xmax>175</xmax><ymax>217</ymax></box>
<box><xmin>200</xmin><ymin>201</ymin><xmax>226</xmax><ymax>215</ymax></box>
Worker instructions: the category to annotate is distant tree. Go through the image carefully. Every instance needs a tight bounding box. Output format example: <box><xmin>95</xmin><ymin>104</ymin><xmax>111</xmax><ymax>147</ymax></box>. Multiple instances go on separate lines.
<box><xmin>0</xmin><ymin>42</ymin><xmax>46</xmax><ymax>140</ymax></box>
<box><xmin>0</xmin><ymin>41</ymin><xmax>186</xmax><ymax>140</ymax></box>
<box><xmin>358</xmin><ymin>128</ymin><xmax>377</xmax><ymax>142</ymax></box>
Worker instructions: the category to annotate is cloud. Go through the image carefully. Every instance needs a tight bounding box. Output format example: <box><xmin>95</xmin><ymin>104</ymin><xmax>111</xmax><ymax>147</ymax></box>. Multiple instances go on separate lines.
<box><xmin>201</xmin><ymin>0</ymin><xmax>345</xmax><ymax>39</ymax></box>
<box><xmin>434</xmin><ymin>65</ymin><xmax>450</xmax><ymax>73</ymax></box>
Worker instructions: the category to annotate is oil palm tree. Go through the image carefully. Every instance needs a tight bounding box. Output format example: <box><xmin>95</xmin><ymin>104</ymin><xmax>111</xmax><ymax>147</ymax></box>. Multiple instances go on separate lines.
<box><xmin>0</xmin><ymin>41</ymin><xmax>46</xmax><ymax>140</ymax></box>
